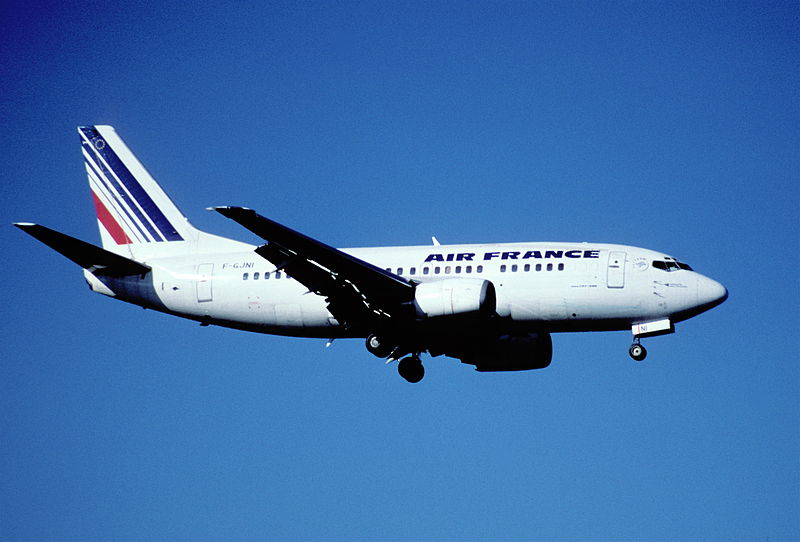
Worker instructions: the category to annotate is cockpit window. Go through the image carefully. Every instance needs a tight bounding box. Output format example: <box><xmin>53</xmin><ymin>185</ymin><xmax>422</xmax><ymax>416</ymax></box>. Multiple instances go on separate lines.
<box><xmin>653</xmin><ymin>260</ymin><xmax>693</xmax><ymax>272</ymax></box>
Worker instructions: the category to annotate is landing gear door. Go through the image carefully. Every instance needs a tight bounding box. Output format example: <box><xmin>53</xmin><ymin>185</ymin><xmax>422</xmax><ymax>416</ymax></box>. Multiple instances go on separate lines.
<box><xmin>607</xmin><ymin>251</ymin><xmax>626</xmax><ymax>289</ymax></box>
<box><xmin>196</xmin><ymin>263</ymin><xmax>214</xmax><ymax>302</ymax></box>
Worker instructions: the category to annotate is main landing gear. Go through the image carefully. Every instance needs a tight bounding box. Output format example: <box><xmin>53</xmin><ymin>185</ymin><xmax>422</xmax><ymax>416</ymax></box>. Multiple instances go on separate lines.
<box><xmin>628</xmin><ymin>340</ymin><xmax>647</xmax><ymax>362</ymax></box>
<box><xmin>365</xmin><ymin>334</ymin><xmax>395</xmax><ymax>358</ymax></box>
<box><xmin>366</xmin><ymin>334</ymin><xmax>425</xmax><ymax>383</ymax></box>
<box><xmin>397</xmin><ymin>356</ymin><xmax>425</xmax><ymax>383</ymax></box>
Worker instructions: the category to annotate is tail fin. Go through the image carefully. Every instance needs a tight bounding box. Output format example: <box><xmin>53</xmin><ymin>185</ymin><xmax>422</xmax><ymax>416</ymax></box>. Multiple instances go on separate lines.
<box><xmin>79</xmin><ymin>125</ymin><xmax>203</xmax><ymax>257</ymax></box>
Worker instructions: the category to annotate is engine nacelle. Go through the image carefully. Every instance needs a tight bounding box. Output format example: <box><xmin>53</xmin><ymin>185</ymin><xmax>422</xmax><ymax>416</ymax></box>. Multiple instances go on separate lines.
<box><xmin>414</xmin><ymin>278</ymin><xmax>496</xmax><ymax>318</ymax></box>
<box><xmin>462</xmin><ymin>332</ymin><xmax>553</xmax><ymax>372</ymax></box>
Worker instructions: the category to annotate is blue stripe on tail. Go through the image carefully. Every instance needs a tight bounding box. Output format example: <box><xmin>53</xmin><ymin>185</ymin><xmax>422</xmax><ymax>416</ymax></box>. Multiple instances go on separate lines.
<box><xmin>79</xmin><ymin>127</ymin><xmax>183</xmax><ymax>242</ymax></box>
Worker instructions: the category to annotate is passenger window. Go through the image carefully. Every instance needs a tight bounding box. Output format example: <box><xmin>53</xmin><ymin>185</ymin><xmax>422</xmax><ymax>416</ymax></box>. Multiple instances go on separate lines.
<box><xmin>536</xmin><ymin>264</ymin><xmax>542</xmax><ymax>272</ymax></box>
<box><xmin>455</xmin><ymin>266</ymin><xmax>461</xmax><ymax>274</ymax></box>
<box><xmin>275</xmin><ymin>271</ymin><xmax>282</xmax><ymax>279</ymax></box>
<box><xmin>511</xmin><ymin>264</ymin><xmax>518</xmax><ymax>272</ymax></box>
<box><xmin>265</xmin><ymin>272</ymin><xmax>270</xmax><ymax>280</ymax></box>
<box><xmin>546</xmin><ymin>263</ymin><xmax>553</xmax><ymax>271</ymax></box>
<box><xmin>397</xmin><ymin>267</ymin><xmax>403</xmax><ymax>275</ymax></box>
<box><xmin>410</xmin><ymin>267</ymin><xmax>416</xmax><ymax>275</ymax></box>
<box><xmin>500</xmin><ymin>265</ymin><xmax>507</xmax><ymax>273</ymax></box>
<box><xmin>253</xmin><ymin>272</ymin><xmax>260</xmax><ymax>280</ymax></box>
<box><xmin>435</xmin><ymin>267</ymin><xmax>441</xmax><ymax>274</ymax></box>
<box><xmin>524</xmin><ymin>264</ymin><xmax>530</xmax><ymax>272</ymax></box>
<box><xmin>423</xmin><ymin>267</ymin><xmax>429</xmax><ymax>275</ymax></box>
<box><xmin>558</xmin><ymin>263</ymin><xmax>564</xmax><ymax>271</ymax></box>
<box><xmin>445</xmin><ymin>266</ymin><xmax>451</xmax><ymax>274</ymax></box>
<box><xmin>466</xmin><ymin>265</ymin><xmax>472</xmax><ymax>273</ymax></box>
<box><xmin>243</xmin><ymin>273</ymin><xmax>249</xmax><ymax>280</ymax></box>
<box><xmin>477</xmin><ymin>265</ymin><xmax>483</xmax><ymax>273</ymax></box>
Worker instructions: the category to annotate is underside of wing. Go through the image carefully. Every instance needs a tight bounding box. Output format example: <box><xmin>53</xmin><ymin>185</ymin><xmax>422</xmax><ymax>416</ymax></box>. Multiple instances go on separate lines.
<box><xmin>212</xmin><ymin>207</ymin><xmax>415</xmax><ymax>331</ymax></box>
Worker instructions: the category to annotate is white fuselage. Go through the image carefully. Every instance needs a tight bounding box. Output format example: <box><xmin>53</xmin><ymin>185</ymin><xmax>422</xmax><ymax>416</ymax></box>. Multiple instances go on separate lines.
<box><xmin>85</xmin><ymin>241</ymin><xmax>724</xmax><ymax>338</ymax></box>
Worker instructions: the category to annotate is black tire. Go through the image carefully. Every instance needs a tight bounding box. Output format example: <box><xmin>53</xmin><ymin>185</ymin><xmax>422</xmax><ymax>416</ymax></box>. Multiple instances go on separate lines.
<box><xmin>629</xmin><ymin>343</ymin><xmax>647</xmax><ymax>362</ymax></box>
<box><xmin>365</xmin><ymin>334</ymin><xmax>394</xmax><ymax>358</ymax></box>
<box><xmin>398</xmin><ymin>357</ymin><xmax>425</xmax><ymax>383</ymax></box>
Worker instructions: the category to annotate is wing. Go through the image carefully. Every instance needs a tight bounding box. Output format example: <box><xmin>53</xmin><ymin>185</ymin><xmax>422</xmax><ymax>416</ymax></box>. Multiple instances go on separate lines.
<box><xmin>212</xmin><ymin>207</ymin><xmax>415</xmax><ymax>331</ymax></box>
<box><xmin>15</xmin><ymin>223</ymin><xmax>151</xmax><ymax>276</ymax></box>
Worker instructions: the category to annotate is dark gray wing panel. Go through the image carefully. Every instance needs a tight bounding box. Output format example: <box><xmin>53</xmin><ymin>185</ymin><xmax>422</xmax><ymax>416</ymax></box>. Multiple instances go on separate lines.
<box><xmin>212</xmin><ymin>207</ymin><xmax>415</xmax><ymax>329</ymax></box>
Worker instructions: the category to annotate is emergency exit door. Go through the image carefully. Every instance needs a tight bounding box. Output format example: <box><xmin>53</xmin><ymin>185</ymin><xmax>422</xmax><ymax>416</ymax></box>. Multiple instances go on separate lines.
<box><xmin>607</xmin><ymin>252</ymin><xmax>626</xmax><ymax>288</ymax></box>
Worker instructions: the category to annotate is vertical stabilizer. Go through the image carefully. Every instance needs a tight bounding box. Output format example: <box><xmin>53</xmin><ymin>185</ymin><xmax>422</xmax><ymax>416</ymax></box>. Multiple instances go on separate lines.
<box><xmin>79</xmin><ymin>125</ymin><xmax>196</xmax><ymax>256</ymax></box>
<box><xmin>78</xmin><ymin>125</ymin><xmax>243</xmax><ymax>259</ymax></box>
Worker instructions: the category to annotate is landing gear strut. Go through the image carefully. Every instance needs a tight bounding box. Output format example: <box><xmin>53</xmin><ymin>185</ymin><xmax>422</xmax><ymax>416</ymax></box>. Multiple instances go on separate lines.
<box><xmin>629</xmin><ymin>341</ymin><xmax>647</xmax><ymax>362</ymax></box>
<box><xmin>398</xmin><ymin>356</ymin><xmax>425</xmax><ymax>383</ymax></box>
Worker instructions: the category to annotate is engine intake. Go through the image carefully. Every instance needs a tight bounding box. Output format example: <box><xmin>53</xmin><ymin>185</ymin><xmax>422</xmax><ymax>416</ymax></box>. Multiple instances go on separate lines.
<box><xmin>414</xmin><ymin>278</ymin><xmax>496</xmax><ymax>318</ymax></box>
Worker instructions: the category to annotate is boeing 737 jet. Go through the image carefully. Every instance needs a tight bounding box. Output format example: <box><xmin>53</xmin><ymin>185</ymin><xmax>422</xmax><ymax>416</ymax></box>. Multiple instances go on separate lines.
<box><xmin>16</xmin><ymin>126</ymin><xmax>728</xmax><ymax>382</ymax></box>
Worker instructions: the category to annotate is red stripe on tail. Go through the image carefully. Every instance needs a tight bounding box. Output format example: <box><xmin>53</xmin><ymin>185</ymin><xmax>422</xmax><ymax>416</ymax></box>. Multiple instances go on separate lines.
<box><xmin>91</xmin><ymin>191</ymin><xmax>132</xmax><ymax>245</ymax></box>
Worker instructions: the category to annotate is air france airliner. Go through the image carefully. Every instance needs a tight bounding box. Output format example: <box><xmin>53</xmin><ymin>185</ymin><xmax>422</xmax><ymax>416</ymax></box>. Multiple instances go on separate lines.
<box><xmin>16</xmin><ymin>126</ymin><xmax>728</xmax><ymax>382</ymax></box>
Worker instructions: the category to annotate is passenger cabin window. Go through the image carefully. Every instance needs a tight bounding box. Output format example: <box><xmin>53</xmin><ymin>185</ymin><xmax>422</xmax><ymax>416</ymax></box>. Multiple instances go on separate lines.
<box><xmin>455</xmin><ymin>266</ymin><xmax>462</xmax><ymax>274</ymax></box>
<box><xmin>423</xmin><ymin>267</ymin><xmax>430</xmax><ymax>275</ymax></box>
<box><xmin>275</xmin><ymin>271</ymin><xmax>282</xmax><ymax>279</ymax></box>
<box><xmin>253</xmin><ymin>272</ymin><xmax>260</xmax><ymax>280</ymax></box>
<box><xmin>243</xmin><ymin>273</ymin><xmax>249</xmax><ymax>280</ymax></box>
<box><xmin>500</xmin><ymin>265</ymin><xmax>507</xmax><ymax>273</ymax></box>
<box><xmin>477</xmin><ymin>265</ymin><xmax>483</xmax><ymax>273</ymax></box>
<box><xmin>466</xmin><ymin>265</ymin><xmax>472</xmax><ymax>273</ymax></box>
<box><xmin>397</xmin><ymin>267</ymin><xmax>403</xmax><ymax>275</ymax></box>
<box><xmin>410</xmin><ymin>267</ymin><xmax>416</xmax><ymax>275</ymax></box>
<box><xmin>558</xmin><ymin>263</ymin><xmax>564</xmax><ymax>271</ymax></box>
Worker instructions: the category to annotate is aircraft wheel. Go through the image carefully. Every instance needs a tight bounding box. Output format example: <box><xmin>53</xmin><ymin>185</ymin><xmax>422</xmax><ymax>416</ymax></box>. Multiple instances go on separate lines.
<box><xmin>629</xmin><ymin>343</ymin><xmax>647</xmax><ymax>362</ymax></box>
<box><xmin>398</xmin><ymin>356</ymin><xmax>425</xmax><ymax>383</ymax></box>
<box><xmin>365</xmin><ymin>334</ymin><xmax>394</xmax><ymax>358</ymax></box>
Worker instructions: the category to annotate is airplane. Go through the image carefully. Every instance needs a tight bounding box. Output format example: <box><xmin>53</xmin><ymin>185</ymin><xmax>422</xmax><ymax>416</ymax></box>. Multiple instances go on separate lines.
<box><xmin>15</xmin><ymin>125</ymin><xmax>728</xmax><ymax>383</ymax></box>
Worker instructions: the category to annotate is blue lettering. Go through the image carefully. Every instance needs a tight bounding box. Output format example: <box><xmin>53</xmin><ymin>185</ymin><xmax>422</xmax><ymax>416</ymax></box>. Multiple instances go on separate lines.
<box><xmin>522</xmin><ymin>250</ymin><xmax>543</xmax><ymax>259</ymax></box>
<box><xmin>425</xmin><ymin>254</ymin><xmax>444</xmax><ymax>262</ymax></box>
<box><xmin>544</xmin><ymin>250</ymin><xmax>563</xmax><ymax>258</ymax></box>
<box><xmin>484</xmin><ymin>252</ymin><xmax>500</xmax><ymax>260</ymax></box>
<box><xmin>565</xmin><ymin>250</ymin><xmax>583</xmax><ymax>258</ymax></box>
<box><xmin>502</xmin><ymin>251</ymin><xmax>520</xmax><ymax>260</ymax></box>
<box><xmin>584</xmin><ymin>250</ymin><xmax>600</xmax><ymax>258</ymax></box>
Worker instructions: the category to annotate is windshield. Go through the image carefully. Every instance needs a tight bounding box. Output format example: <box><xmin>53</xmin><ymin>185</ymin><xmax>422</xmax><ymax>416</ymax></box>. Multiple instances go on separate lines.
<box><xmin>652</xmin><ymin>258</ymin><xmax>693</xmax><ymax>272</ymax></box>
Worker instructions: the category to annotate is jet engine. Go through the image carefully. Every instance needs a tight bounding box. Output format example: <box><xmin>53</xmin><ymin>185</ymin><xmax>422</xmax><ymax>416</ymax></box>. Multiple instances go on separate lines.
<box><xmin>460</xmin><ymin>332</ymin><xmax>552</xmax><ymax>372</ymax></box>
<box><xmin>414</xmin><ymin>278</ymin><xmax>496</xmax><ymax>318</ymax></box>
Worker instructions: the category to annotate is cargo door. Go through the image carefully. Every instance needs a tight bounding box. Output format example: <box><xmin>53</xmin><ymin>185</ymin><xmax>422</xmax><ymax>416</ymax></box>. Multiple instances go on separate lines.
<box><xmin>607</xmin><ymin>251</ymin><xmax>626</xmax><ymax>289</ymax></box>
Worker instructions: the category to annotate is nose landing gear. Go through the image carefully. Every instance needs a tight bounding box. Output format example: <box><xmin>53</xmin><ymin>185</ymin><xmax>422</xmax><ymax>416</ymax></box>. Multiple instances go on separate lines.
<box><xmin>629</xmin><ymin>341</ymin><xmax>647</xmax><ymax>362</ymax></box>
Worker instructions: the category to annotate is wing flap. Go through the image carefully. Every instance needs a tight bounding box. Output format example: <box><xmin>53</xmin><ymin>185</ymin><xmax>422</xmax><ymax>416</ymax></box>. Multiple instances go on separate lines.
<box><xmin>15</xmin><ymin>223</ymin><xmax>151</xmax><ymax>276</ymax></box>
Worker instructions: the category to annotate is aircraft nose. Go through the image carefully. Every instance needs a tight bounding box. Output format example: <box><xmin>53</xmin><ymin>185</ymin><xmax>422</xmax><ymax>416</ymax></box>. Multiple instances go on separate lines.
<box><xmin>696</xmin><ymin>274</ymin><xmax>728</xmax><ymax>309</ymax></box>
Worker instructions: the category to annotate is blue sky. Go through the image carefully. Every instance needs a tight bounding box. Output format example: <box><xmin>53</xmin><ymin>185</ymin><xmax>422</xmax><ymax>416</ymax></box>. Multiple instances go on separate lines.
<box><xmin>1</xmin><ymin>1</ymin><xmax>798</xmax><ymax>541</ymax></box>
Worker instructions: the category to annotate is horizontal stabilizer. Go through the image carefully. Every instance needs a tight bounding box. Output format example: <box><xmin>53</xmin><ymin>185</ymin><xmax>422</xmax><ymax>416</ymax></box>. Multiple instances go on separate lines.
<box><xmin>14</xmin><ymin>223</ymin><xmax>151</xmax><ymax>276</ymax></box>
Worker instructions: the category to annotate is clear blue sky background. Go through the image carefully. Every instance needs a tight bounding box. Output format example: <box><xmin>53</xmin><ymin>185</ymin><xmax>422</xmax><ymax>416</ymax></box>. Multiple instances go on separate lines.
<box><xmin>2</xmin><ymin>2</ymin><xmax>798</xmax><ymax>541</ymax></box>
